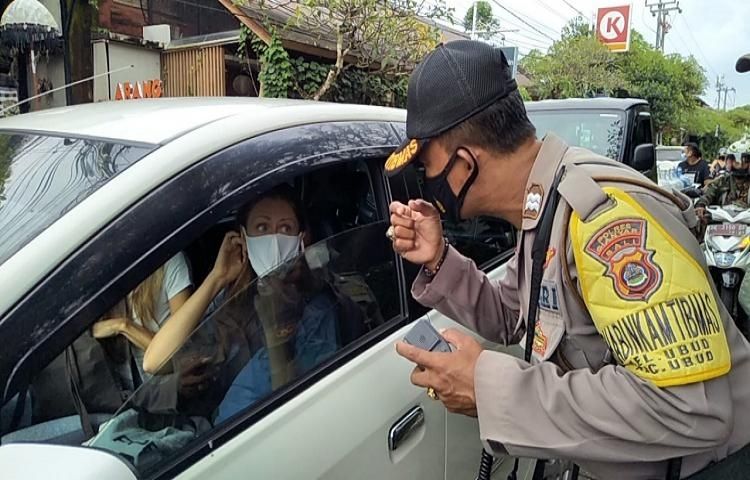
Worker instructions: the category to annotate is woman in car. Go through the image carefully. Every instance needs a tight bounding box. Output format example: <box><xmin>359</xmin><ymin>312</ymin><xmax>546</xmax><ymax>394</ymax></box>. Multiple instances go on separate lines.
<box><xmin>91</xmin><ymin>252</ymin><xmax>194</xmax><ymax>377</ymax></box>
<box><xmin>139</xmin><ymin>184</ymin><xmax>340</xmax><ymax>418</ymax></box>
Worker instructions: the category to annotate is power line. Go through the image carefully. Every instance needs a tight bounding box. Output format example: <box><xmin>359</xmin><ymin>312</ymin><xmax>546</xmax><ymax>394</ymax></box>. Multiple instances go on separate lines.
<box><xmin>494</xmin><ymin>15</ymin><xmax>558</xmax><ymax>43</ymax></box>
<box><xmin>500</xmin><ymin>24</ymin><xmax>554</xmax><ymax>45</ymax></box>
<box><xmin>532</xmin><ymin>0</ymin><xmax>571</xmax><ymax>23</ymax></box>
<box><xmin>560</xmin><ymin>0</ymin><xmax>585</xmax><ymax>18</ymax></box>
<box><xmin>678</xmin><ymin>15</ymin><xmax>719</xmax><ymax>80</ymax></box>
<box><xmin>488</xmin><ymin>0</ymin><xmax>558</xmax><ymax>42</ymax></box>
<box><xmin>505</xmin><ymin>37</ymin><xmax>550</xmax><ymax>50</ymax></box>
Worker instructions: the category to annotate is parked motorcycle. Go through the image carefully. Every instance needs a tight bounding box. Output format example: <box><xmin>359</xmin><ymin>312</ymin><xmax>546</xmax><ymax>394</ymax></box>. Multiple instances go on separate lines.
<box><xmin>703</xmin><ymin>204</ymin><xmax>750</xmax><ymax>336</ymax></box>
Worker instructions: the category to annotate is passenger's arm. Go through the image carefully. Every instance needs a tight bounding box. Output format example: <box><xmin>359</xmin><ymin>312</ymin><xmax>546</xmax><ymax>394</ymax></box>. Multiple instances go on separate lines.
<box><xmin>143</xmin><ymin>232</ymin><xmax>247</xmax><ymax>374</ymax></box>
<box><xmin>92</xmin><ymin>318</ymin><xmax>154</xmax><ymax>350</ymax></box>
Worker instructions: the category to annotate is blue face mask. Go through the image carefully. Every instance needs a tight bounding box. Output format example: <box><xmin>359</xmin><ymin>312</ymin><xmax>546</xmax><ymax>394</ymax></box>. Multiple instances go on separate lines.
<box><xmin>680</xmin><ymin>152</ymin><xmax>687</xmax><ymax>162</ymax></box>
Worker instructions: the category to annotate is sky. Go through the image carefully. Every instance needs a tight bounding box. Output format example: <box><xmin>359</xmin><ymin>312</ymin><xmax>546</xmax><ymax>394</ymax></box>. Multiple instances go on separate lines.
<box><xmin>443</xmin><ymin>0</ymin><xmax>750</xmax><ymax>108</ymax></box>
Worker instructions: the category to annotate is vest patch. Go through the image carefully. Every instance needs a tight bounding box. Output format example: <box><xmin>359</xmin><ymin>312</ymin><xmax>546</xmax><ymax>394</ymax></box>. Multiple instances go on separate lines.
<box><xmin>570</xmin><ymin>187</ymin><xmax>731</xmax><ymax>387</ymax></box>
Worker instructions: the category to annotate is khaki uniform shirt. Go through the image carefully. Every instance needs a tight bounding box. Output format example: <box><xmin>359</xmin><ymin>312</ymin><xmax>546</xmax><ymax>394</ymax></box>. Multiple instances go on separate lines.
<box><xmin>412</xmin><ymin>134</ymin><xmax>750</xmax><ymax>479</ymax></box>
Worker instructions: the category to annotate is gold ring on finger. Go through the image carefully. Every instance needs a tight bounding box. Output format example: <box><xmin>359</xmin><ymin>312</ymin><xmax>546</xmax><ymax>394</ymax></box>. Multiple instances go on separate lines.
<box><xmin>386</xmin><ymin>225</ymin><xmax>396</xmax><ymax>241</ymax></box>
<box><xmin>426</xmin><ymin>387</ymin><xmax>438</xmax><ymax>401</ymax></box>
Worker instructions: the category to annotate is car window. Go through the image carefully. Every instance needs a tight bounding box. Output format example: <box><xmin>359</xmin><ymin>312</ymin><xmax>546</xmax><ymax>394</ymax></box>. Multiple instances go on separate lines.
<box><xmin>85</xmin><ymin>219</ymin><xmax>397</xmax><ymax>475</ymax></box>
<box><xmin>527</xmin><ymin>110</ymin><xmax>625</xmax><ymax>160</ymax></box>
<box><xmin>633</xmin><ymin>112</ymin><xmax>653</xmax><ymax>146</ymax></box>
<box><xmin>0</xmin><ymin>133</ymin><xmax>152</xmax><ymax>266</ymax></box>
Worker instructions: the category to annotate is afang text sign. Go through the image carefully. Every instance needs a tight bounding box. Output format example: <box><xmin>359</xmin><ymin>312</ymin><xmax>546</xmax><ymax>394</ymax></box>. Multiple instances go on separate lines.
<box><xmin>115</xmin><ymin>79</ymin><xmax>163</xmax><ymax>100</ymax></box>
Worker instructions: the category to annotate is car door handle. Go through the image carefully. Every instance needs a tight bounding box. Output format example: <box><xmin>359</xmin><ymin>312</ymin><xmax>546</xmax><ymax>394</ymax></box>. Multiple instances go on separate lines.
<box><xmin>388</xmin><ymin>406</ymin><xmax>425</xmax><ymax>451</ymax></box>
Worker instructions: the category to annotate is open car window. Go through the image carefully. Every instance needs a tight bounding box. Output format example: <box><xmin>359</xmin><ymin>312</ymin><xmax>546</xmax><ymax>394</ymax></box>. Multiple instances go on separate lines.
<box><xmin>86</xmin><ymin>220</ymin><xmax>399</xmax><ymax>474</ymax></box>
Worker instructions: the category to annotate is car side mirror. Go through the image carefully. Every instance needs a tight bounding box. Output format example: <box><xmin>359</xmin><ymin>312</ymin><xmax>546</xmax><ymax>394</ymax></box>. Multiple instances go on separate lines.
<box><xmin>633</xmin><ymin>143</ymin><xmax>656</xmax><ymax>172</ymax></box>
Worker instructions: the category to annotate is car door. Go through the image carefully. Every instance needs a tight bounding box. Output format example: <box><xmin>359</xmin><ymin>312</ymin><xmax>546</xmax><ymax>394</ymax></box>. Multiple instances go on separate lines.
<box><xmin>170</xmin><ymin>144</ymin><xmax>447</xmax><ymax>480</ymax></box>
<box><xmin>0</xmin><ymin>121</ymin><xmax>447</xmax><ymax>480</ymax></box>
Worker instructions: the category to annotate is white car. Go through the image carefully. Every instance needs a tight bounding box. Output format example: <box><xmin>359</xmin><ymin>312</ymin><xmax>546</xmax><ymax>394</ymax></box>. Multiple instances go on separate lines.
<box><xmin>0</xmin><ymin>98</ymin><xmax>528</xmax><ymax>480</ymax></box>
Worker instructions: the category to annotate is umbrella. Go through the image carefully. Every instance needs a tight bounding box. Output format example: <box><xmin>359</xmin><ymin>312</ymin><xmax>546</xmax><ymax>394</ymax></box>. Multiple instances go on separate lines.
<box><xmin>0</xmin><ymin>0</ymin><xmax>60</xmax><ymax>52</ymax></box>
<box><xmin>0</xmin><ymin>0</ymin><xmax>61</xmax><ymax>111</ymax></box>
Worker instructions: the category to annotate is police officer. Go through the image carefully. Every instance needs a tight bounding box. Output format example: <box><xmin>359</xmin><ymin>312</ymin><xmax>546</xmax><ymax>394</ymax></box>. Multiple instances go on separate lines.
<box><xmin>386</xmin><ymin>40</ymin><xmax>750</xmax><ymax>479</ymax></box>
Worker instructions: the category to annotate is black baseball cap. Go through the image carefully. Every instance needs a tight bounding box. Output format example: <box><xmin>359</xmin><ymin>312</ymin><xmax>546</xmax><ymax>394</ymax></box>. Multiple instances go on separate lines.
<box><xmin>737</xmin><ymin>53</ymin><xmax>750</xmax><ymax>73</ymax></box>
<box><xmin>384</xmin><ymin>40</ymin><xmax>518</xmax><ymax>177</ymax></box>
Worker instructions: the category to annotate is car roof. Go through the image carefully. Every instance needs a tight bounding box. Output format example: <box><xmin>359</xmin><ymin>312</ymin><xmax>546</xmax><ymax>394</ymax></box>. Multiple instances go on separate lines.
<box><xmin>0</xmin><ymin>97</ymin><xmax>406</xmax><ymax>145</ymax></box>
<box><xmin>0</xmin><ymin>99</ymin><xmax>406</xmax><ymax>318</ymax></box>
<box><xmin>525</xmin><ymin>97</ymin><xmax>648</xmax><ymax>111</ymax></box>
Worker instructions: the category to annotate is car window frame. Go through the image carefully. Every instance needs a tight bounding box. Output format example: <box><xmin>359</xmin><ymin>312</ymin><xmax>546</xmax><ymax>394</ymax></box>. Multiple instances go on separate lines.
<box><xmin>0</xmin><ymin>122</ymin><xmax>411</xmax><ymax>475</ymax></box>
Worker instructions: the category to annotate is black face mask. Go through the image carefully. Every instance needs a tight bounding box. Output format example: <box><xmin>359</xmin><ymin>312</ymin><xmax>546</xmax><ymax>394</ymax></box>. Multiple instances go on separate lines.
<box><xmin>422</xmin><ymin>148</ymin><xmax>479</xmax><ymax>223</ymax></box>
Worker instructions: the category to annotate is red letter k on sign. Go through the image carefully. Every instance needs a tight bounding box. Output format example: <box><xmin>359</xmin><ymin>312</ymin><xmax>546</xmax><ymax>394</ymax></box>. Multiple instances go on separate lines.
<box><xmin>606</xmin><ymin>16</ymin><xmax>623</xmax><ymax>36</ymax></box>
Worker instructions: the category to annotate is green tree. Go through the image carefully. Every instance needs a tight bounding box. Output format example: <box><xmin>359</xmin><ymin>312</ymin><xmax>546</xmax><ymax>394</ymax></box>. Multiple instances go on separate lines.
<box><xmin>521</xmin><ymin>20</ymin><xmax>708</xmax><ymax>137</ymax></box>
<box><xmin>248</xmin><ymin>0</ymin><xmax>448</xmax><ymax>101</ymax></box>
<box><xmin>521</xmin><ymin>31</ymin><xmax>626</xmax><ymax>99</ymax></box>
<box><xmin>618</xmin><ymin>32</ymin><xmax>706</xmax><ymax>134</ymax></box>
<box><xmin>462</xmin><ymin>1</ymin><xmax>499</xmax><ymax>40</ymax></box>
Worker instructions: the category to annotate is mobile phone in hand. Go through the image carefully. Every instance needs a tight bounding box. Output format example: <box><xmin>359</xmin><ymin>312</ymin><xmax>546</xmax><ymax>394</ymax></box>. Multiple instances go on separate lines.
<box><xmin>403</xmin><ymin>319</ymin><xmax>452</xmax><ymax>353</ymax></box>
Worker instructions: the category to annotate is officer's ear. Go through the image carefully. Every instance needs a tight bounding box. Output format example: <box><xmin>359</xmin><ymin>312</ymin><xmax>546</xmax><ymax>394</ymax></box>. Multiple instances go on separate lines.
<box><xmin>455</xmin><ymin>146</ymin><xmax>480</xmax><ymax>173</ymax></box>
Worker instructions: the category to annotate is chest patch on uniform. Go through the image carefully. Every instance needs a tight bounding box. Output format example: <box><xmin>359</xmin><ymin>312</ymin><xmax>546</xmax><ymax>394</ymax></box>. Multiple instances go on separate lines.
<box><xmin>570</xmin><ymin>187</ymin><xmax>731</xmax><ymax>387</ymax></box>
<box><xmin>544</xmin><ymin>247</ymin><xmax>556</xmax><ymax>269</ymax></box>
<box><xmin>539</xmin><ymin>280</ymin><xmax>560</xmax><ymax>312</ymax></box>
<box><xmin>533</xmin><ymin>322</ymin><xmax>548</xmax><ymax>356</ymax></box>
<box><xmin>585</xmin><ymin>218</ymin><xmax>663</xmax><ymax>301</ymax></box>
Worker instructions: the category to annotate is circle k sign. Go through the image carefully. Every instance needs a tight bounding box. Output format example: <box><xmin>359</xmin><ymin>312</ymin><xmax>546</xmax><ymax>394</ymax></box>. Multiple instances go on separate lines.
<box><xmin>596</xmin><ymin>4</ymin><xmax>632</xmax><ymax>52</ymax></box>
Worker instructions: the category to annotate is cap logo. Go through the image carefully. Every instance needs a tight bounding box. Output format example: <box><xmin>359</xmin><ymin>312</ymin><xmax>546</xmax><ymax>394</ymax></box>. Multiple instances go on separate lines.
<box><xmin>385</xmin><ymin>139</ymin><xmax>420</xmax><ymax>173</ymax></box>
<box><xmin>523</xmin><ymin>184</ymin><xmax>544</xmax><ymax>220</ymax></box>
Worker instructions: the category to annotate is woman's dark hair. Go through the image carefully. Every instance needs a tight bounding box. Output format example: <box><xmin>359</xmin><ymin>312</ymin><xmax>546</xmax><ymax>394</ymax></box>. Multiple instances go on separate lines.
<box><xmin>727</xmin><ymin>154</ymin><xmax>737</xmax><ymax>161</ymax></box>
<box><xmin>719</xmin><ymin>155</ymin><xmax>726</xmax><ymax>160</ymax></box>
<box><xmin>237</xmin><ymin>183</ymin><xmax>307</xmax><ymax>231</ymax></box>
<box><xmin>438</xmin><ymin>90</ymin><xmax>536</xmax><ymax>155</ymax></box>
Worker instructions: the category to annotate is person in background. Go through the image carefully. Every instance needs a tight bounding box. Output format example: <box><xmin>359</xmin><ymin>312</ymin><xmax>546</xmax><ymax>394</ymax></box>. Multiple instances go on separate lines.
<box><xmin>696</xmin><ymin>152</ymin><xmax>750</xmax><ymax>218</ymax></box>
<box><xmin>726</xmin><ymin>153</ymin><xmax>736</xmax><ymax>173</ymax></box>
<box><xmin>710</xmin><ymin>154</ymin><xmax>727</xmax><ymax>178</ymax></box>
<box><xmin>677</xmin><ymin>142</ymin><xmax>711</xmax><ymax>187</ymax></box>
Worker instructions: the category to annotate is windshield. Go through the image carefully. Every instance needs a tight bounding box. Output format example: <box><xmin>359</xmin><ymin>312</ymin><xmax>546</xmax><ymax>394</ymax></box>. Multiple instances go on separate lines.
<box><xmin>0</xmin><ymin>133</ymin><xmax>152</xmax><ymax>266</ymax></box>
<box><xmin>528</xmin><ymin>110</ymin><xmax>626</xmax><ymax>160</ymax></box>
<box><xmin>86</xmin><ymin>221</ymin><xmax>395</xmax><ymax>475</ymax></box>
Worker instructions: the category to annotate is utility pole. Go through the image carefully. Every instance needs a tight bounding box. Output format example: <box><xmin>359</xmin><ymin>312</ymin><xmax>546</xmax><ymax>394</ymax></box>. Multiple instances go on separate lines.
<box><xmin>715</xmin><ymin>75</ymin><xmax>736</xmax><ymax>111</ymax></box>
<box><xmin>646</xmin><ymin>0</ymin><xmax>682</xmax><ymax>52</ymax></box>
<box><xmin>725</xmin><ymin>88</ymin><xmax>736</xmax><ymax>111</ymax></box>
<box><xmin>471</xmin><ymin>2</ymin><xmax>478</xmax><ymax>40</ymax></box>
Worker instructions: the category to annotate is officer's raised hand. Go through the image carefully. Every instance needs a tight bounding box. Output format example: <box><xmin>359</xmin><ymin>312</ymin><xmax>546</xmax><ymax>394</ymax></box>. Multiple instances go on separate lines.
<box><xmin>389</xmin><ymin>200</ymin><xmax>445</xmax><ymax>269</ymax></box>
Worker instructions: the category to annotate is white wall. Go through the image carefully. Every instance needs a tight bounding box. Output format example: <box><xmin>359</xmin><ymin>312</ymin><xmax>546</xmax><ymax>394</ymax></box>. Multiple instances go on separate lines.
<box><xmin>93</xmin><ymin>40</ymin><xmax>162</xmax><ymax>102</ymax></box>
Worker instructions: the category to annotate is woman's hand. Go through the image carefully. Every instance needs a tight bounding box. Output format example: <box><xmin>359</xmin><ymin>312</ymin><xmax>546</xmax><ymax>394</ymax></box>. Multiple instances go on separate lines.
<box><xmin>92</xmin><ymin>318</ymin><xmax>126</xmax><ymax>339</ymax></box>
<box><xmin>211</xmin><ymin>231</ymin><xmax>246</xmax><ymax>287</ymax></box>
